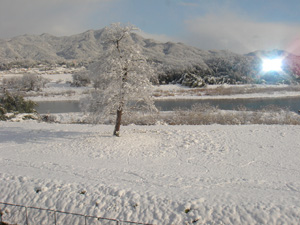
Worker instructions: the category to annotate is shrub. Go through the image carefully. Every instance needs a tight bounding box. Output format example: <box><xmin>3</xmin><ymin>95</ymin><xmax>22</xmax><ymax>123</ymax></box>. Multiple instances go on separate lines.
<box><xmin>166</xmin><ymin>103</ymin><xmax>300</xmax><ymax>125</ymax></box>
<box><xmin>0</xmin><ymin>106</ymin><xmax>7</xmax><ymax>120</ymax></box>
<box><xmin>2</xmin><ymin>76</ymin><xmax>20</xmax><ymax>89</ymax></box>
<box><xmin>0</xmin><ymin>90</ymin><xmax>37</xmax><ymax>120</ymax></box>
<box><xmin>122</xmin><ymin>111</ymin><xmax>159</xmax><ymax>125</ymax></box>
<box><xmin>71</xmin><ymin>70</ymin><xmax>91</xmax><ymax>87</ymax></box>
<box><xmin>21</xmin><ymin>74</ymin><xmax>49</xmax><ymax>91</ymax></box>
<box><xmin>40</xmin><ymin>114</ymin><xmax>57</xmax><ymax>123</ymax></box>
<box><xmin>3</xmin><ymin>74</ymin><xmax>49</xmax><ymax>91</ymax></box>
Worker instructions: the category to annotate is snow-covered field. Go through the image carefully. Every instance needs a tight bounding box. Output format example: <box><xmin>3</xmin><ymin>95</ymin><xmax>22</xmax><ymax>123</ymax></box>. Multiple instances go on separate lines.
<box><xmin>1</xmin><ymin>121</ymin><xmax>300</xmax><ymax>224</ymax></box>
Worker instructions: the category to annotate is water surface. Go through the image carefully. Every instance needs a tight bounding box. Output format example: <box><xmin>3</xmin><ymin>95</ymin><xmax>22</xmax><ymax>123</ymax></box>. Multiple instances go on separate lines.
<box><xmin>35</xmin><ymin>97</ymin><xmax>300</xmax><ymax>114</ymax></box>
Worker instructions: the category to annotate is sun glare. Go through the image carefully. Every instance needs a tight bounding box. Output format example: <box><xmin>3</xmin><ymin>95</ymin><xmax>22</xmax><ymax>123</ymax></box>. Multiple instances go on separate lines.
<box><xmin>262</xmin><ymin>58</ymin><xmax>283</xmax><ymax>72</ymax></box>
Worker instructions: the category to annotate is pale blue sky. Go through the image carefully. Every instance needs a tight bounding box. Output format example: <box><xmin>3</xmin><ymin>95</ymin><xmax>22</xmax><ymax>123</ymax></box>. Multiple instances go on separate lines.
<box><xmin>1</xmin><ymin>0</ymin><xmax>300</xmax><ymax>54</ymax></box>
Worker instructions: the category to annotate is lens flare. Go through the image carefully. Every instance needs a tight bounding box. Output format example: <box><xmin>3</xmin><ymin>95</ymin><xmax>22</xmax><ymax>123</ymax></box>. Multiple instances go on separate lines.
<box><xmin>262</xmin><ymin>58</ymin><xmax>283</xmax><ymax>72</ymax></box>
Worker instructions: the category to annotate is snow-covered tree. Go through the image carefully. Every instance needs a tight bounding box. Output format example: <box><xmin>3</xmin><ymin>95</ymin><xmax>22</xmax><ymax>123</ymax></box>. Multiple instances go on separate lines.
<box><xmin>81</xmin><ymin>23</ymin><xmax>157</xmax><ymax>136</ymax></box>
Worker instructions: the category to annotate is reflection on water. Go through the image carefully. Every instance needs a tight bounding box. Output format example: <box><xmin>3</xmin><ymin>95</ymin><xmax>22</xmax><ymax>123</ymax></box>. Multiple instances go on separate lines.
<box><xmin>35</xmin><ymin>97</ymin><xmax>300</xmax><ymax>114</ymax></box>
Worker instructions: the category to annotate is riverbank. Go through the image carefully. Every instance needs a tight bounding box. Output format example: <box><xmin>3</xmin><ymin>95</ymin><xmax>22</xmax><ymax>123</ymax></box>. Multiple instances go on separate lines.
<box><xmin>154</xmin><ymin>84</ymin><xmax>300</xmax><ymax>100</ymax></box>
<box><xmin>2</xmin><ymin>73</ymin><xmax>300</xmax><ymax>102</ymax></box>
<box><xmin>27</xmin><ymin>83</ymin><xmax>300</xmax><ymax>102</ymax></box>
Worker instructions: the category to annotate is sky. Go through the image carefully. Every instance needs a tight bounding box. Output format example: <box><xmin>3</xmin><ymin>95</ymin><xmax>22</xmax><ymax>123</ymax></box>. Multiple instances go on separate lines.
<box><xmin>0</xmin><ymin>0</ymin><xmax>300</xmax><ymax>55</ymax></box>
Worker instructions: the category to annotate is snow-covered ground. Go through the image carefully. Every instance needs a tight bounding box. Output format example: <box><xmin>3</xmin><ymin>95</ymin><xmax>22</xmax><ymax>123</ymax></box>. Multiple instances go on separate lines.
<box><xmin>1</xmin><ymin>121</ymin><xmax>300</xmax><ymax>224</ymax></box>
<box><xmin>1</xmin><ymin>72</ymin><xmax>300</xmax><ymax>224</ymax></box>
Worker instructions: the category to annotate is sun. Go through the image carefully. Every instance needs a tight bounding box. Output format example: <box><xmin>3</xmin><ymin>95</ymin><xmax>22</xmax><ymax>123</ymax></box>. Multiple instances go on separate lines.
<box><xmin>262</xmin><ymin>58</ymin><xmax>283</xmax><ymax>72</ymax></box>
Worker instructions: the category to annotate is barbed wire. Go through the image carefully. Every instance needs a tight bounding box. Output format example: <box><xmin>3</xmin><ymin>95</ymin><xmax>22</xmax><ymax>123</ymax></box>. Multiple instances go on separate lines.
<box><xmin>0</xmin><ymin>202</ymin><xmax>155</xmax><ymax>225</ymax></box>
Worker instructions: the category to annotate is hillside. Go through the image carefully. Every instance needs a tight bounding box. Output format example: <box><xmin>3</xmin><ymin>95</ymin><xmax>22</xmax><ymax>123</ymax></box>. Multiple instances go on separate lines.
<box><xmin>0</xmin><ymin>29</ymin><xmax>299</xmax><ymax>85</ymax></box>
<box><xmin>0</xmin><ymin>29</ymin><xmax>239</xmax><ymax>68</ymax></box>
<box><xmin>0</xmin><ymin>30</ymin><xmax>105</xmax><ymax>63</ymax></box>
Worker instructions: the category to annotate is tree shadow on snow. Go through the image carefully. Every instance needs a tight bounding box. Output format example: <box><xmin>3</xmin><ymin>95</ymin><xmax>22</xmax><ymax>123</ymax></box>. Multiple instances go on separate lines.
<box><xmin>0</xmin><ymin>126</ymin><xmax>89</xmax><ymax>144</ymax></box>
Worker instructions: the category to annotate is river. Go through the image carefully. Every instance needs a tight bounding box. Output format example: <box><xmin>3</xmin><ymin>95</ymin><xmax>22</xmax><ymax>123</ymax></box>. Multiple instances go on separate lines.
<box><xmin>35</xmin><ymin>97</ymin><xmax>300</xmax><ymax>114</ymax></box>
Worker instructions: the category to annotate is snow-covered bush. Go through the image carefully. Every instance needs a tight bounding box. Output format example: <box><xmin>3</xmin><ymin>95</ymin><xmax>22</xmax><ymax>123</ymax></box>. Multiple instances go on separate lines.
<box><xmin>2</xmin><ymin>76</ymin><xmax>19</xmax><ymax>89</ymax></box>
<box><xmin>21</xmin><ymin>74</ymin><xmax>49</xmax><ymax>91</ymax></box>
<box><xmin>177</xmin><ymin>73</ymin><xmax>206</xmax><ymax>88</ymax></box>
<box><xmin>3</xmin><ymin>74</ymin><xmax>49</xmax><ymax>91</ymax></box>
<box><xmin>71</xmin><ymin>70</ymin><xmax>91</xmax><ymax>87</ymax></box>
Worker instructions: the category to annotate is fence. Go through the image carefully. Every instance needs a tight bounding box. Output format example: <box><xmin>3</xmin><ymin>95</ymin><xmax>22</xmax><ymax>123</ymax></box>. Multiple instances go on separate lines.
<box><xmin>0</xmin><ymin>202</ymin><xmax>154</xmax><ymax>225</ymax></box>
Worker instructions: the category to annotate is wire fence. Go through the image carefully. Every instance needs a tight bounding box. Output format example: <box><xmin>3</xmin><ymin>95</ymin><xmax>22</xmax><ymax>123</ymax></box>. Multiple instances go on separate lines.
<box><xmin>0</xmin><ymin>202</ymin><xmax>154</xmax><ymax>225</ymax></box>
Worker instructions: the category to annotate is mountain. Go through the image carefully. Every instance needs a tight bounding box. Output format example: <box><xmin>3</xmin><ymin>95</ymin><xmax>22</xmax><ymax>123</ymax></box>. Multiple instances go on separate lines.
<box><xmin>0</xmin><ymin>29</ymin><xmax>240</xmax><ymax>68</ymax></box>
<box><xmin>0</xmin><ymin>29</ymin><xmax>105</xmax><ymax>63</ymax></box>
<box><xmin>0</xmin><ymin>29</ymin><xmax>299</xmax><ymax>85</ymax></box>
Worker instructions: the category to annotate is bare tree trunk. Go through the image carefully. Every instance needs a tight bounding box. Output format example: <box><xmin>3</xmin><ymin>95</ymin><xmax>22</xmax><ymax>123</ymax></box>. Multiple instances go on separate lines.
<box><xmin>113</xmin><ymin>108</ymin><xmax>122</xmax><ymax>136</ymax></box>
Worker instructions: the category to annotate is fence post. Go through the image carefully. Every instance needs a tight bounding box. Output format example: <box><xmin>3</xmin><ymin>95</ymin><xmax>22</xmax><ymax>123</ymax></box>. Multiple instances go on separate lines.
<box><xmin>54</xmin><ymin>211</ymin><xmax>57</xmax><ymax>225</ymax></box>
<box><xmin>25</xmin><ymin>206</ymin><xmax>29</xmax><ymax>225</ymax></box>
<box><xmin>0</xmin><ymin>208</ymin><xmax>3</xmax><ymax>222</ymax></box>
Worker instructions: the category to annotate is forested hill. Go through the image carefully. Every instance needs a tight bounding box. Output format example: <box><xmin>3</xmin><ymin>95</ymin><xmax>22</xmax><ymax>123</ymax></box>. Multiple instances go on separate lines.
<box><xmin>0</xmin><ymin>29</ymin><xmax>299</xmax><ymax>85</ymax></box>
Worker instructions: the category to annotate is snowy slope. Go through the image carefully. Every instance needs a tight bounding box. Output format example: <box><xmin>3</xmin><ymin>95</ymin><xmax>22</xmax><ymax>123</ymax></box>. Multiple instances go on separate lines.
<box><xmin>1</xmin><ymin>121</ymin><xmax>300</xmax><ymax>224</ymax></box>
